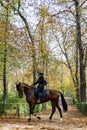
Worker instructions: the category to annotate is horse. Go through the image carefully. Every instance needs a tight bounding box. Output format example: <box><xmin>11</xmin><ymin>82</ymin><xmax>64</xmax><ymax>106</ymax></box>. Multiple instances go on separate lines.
<box><xmin>16</xmin><ymin>82</ymin><xmax>68</xmax><ymax>122</ymax></box>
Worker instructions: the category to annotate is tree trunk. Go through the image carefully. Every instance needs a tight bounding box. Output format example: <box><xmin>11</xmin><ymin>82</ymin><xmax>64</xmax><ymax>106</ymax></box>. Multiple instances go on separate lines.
<box><xmin>17</xmin><ymin>9</ymin><xmax>37</xmax><ymax>83</ymax></box>
<box><xmin>75</xmin><ymin>40</ymin><xmax>79</xmax><ymax>101</ymax></box>
<box><xmin>73</xmin><ymin>0</ymin><xmax>86</xmax><ymax>102</ymax></box>
<box><xmin>32</xmin><ymin>46</ymin><xmax>37</xmax><ymax>83</ymax></box>
<box><xmin>3</xmin><ymin>1</ymin><xmax>9</xmax><ymax>113</ymax></box>
<box><xmin>3</xmin><ymin>43</ymin><xmax>7</xmax><ymax>107</ymax></box>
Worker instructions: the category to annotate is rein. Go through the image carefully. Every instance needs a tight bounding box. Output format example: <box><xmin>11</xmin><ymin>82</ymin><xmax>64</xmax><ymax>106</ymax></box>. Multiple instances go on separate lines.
<box><xmin>21</xmin><ymin>83</ymin><xmax>35</xmax><ymax>91</ymax></box>
<box><xmin>22</xmin><ymin>83</ymin><xmax>30</xmax><ymax>88</ymax></box>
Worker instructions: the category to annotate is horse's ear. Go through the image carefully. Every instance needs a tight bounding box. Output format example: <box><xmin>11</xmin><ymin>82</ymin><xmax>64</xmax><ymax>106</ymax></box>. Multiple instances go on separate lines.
<box><xmin>16</xmin><ymin>82</ymin><xmax>20</xmax><ymax>90</ymax></box>
<box><xmin>19</xmin><ymin>82</ymin><xmax>21</xmax><ymax>85</ymax></box>
<box><xmin>15</xmin><ymin>80</ymin><xmax>19</xmax><ymax>85</ymax></box>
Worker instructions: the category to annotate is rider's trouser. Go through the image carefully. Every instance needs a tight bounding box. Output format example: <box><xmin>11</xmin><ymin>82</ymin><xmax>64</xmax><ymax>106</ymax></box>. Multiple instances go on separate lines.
<box><xmin>37</xmin><ymin>85</ymin><xmax>44</xmax><ymax>99</ymax></box>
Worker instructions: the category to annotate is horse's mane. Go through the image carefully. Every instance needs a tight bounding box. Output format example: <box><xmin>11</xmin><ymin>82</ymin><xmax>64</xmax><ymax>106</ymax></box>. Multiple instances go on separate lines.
<box><xmin>21</xmin><ymin>83</ymin><xmax>35</xmax><ymax>89</ymax></box>
<box><xmin>22</xmin><ymin>83</ymin><xmax>30</xmax><ymax>87</ymax></box>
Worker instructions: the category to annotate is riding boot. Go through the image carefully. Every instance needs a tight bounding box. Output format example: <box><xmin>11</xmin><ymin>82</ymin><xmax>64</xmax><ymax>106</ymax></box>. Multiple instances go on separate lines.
<box><xmin>37</xmin><ymin>93</ymin><xmax>41</xmax><ymax>103</ymax></box>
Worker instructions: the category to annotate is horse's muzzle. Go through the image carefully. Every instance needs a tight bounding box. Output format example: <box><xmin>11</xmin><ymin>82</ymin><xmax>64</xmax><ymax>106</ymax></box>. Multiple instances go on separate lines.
<box><xmin>19</xmin><ymin>94</ymin><xmax>23</xmax><ymax>98</ymax></box>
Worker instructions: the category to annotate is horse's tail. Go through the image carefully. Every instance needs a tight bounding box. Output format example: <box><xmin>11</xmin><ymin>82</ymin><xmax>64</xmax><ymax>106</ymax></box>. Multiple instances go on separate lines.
<box><xmin>58</xmin><ymin>91</ymin><xmax>68</xmax><ymax>112</ymax></box>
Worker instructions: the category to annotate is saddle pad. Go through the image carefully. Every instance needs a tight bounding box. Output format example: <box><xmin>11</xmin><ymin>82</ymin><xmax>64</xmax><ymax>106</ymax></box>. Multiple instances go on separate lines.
<box><xmin>34</xmin><ymin>88</ymin><xmax>48</xmax><ymax>99</ymax></box>
<box><xmin>42</xmin><ymin>90</ymin><xmax>48</xmax><ymax>98</ymax></box>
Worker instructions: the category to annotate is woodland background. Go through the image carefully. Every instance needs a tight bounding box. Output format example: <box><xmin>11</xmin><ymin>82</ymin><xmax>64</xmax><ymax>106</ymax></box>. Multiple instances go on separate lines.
<box><xmin>0</xmin><ymin>0</ymin><xmax>87</xmax><ymax>113</ymax></box>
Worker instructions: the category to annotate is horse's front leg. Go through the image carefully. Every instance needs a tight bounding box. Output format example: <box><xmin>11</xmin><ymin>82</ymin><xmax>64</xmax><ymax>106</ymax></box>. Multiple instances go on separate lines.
<box><xmin>33</xmin><ymin>112</ymin><xmax>41</xmax><ymax>120</ymax></box>
<box><xmin>28</xmin><ymin>103</ymin><xmax>41</xmax><ymax>121</ymax></box>
<box><xmin>28</xmin><ymin>108</ymin><xmax>32</xmax><ymax>121</ymax></box>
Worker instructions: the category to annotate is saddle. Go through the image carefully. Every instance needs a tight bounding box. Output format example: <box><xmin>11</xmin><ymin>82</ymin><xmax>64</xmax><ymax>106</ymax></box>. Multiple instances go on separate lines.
<box><xmin>34</xmin><ymin>89</ymin><xmax>48</xmax><ymax>102</ymax></box>
<box><xmin>40</xmin><ymin>90</ymin><xmax>48</xmax><ymax>99</ymax></box>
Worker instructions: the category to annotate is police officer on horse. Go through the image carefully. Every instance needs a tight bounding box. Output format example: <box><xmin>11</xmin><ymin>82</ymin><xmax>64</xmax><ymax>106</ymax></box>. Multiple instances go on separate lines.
<box><xmin>31</xmin><ymin>72</ymin><xmax>47</xmax><ymax>103</ymax></box>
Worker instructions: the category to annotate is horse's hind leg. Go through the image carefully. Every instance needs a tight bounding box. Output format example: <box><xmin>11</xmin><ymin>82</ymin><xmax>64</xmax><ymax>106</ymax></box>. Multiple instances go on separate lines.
<box><xmin>49</xmin><ymin>107</ymin><xmax>56</xmax><ymax>121</ymax></box>
<box><xmin>56</xmin><ymin>103</ymin><xmax>62</xmax><ymax>122</ymax></box>
<box><xmin>49</xmin><ymin>100</ymin><xmax>56</xmax><ymax>121</ymax></box>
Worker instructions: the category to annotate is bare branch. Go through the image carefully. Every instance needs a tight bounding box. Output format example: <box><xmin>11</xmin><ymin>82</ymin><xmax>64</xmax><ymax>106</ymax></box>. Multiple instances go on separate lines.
<box><xmin>34</xmin><ymin>20</ymin><xmax>41</xmax><ymax>35</ymax></box>
<box><xmin>0</xmin><ymin>0</ymin><xmax>8</xmax><ymax>9</ymax></box>
<box><xmin>80</xmin><ymin>0</ymin><xmax>87</xmax><ymax>7</ymax></box>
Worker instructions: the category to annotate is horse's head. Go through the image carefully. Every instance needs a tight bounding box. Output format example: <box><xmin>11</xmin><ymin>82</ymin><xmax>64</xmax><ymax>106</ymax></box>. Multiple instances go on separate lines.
<box><xmin>16</xmin><ymin>82</ymin><xmax>24</xmax><ymax>98</ymax></box>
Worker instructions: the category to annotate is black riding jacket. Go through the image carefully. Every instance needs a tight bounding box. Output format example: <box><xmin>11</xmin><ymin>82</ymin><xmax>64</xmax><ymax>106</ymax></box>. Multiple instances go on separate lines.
<box><xmin>33</xmin><ymin>77</ymin><xmax>47</xmax><ymax>92</ymax></box>
<box><xmin>33</xmin><ymin>77</ymin><xmax>47</xmax><ymax>86</ymax></box>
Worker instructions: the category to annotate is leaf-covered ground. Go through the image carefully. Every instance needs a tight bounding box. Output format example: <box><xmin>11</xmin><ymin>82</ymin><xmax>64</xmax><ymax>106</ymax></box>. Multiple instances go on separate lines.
<box><xmin>0</xmin><ymin>105</ymin><xmax>87</xmax><ymax>130</ymax></box>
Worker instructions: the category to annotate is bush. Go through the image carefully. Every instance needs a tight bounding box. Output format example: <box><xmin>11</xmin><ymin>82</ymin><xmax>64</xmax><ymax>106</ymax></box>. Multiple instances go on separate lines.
<box><xmin>0</xmin><ymin>103</ymin><xmax>6</xmax><ymax>114</ymax></box>
<box><xmin>77</xmin><ymin>102</ymin><xmax>87</xmax><ymax>116</ymax></box>
<box><xmin>0</xmin><ymin>91</ymin><xmax>45</xmax><ymax>116</ymax></box>
<box><xmin>84</xmin><ymin>104</ymin><xmax>87</xmax><ymax>116</ymax></box>
<box><xmin>0</xmin><ymin>91</ymin><xmax>28</xmax><ymax>115</ymax></box>
<box><xmin>71</xmin><ymin>94</ymin><xmax>77</xmax><ymax>105</ymax></box>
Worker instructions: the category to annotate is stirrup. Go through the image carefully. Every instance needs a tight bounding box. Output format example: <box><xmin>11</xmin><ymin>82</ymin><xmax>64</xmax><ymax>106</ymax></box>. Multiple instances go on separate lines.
<box><xmin>37</xmin><ymin>99</ymin><xmax>40</xmax><ymax>103</ymax></box>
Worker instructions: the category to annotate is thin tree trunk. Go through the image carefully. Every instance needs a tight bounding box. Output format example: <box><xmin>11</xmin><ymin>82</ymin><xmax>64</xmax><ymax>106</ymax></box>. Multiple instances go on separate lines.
<box><xmin>73</xmin><ymin>0</ymin><xmax>86</xmax><ymax>102</ymax></box>
<box><xmin>3</xmin><ymin>43</ymin><xmax>7</xmax><ymax>105</ymax></box>
<box><xmin>75</xmin><ymin>42</ymin><xmax>80</xmax><ymax>101</ymax></box>
<box><xmin>3</xmin><ymin>1</ymin><xmax>9</xmax><ymax>113</ymax></box>
<box><xmin>17</xmin><ymin>9</ymin><xmax>37</xmax><ymax>83</ymax></box>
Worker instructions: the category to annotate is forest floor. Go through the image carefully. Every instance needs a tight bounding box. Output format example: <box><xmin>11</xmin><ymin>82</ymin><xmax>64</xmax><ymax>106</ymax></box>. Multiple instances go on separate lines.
<box><xmin>0</xmin><ymin>105</ymin><xmax>87</xmax><ymax>130</ymax></box>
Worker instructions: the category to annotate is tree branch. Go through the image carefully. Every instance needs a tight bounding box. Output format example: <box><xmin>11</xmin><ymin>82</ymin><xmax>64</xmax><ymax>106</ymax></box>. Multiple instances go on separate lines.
<box><xmin>0</xmin><ymin>0</ymin><xmax>8</xmax><ymax>9</ymax></box>
<box><xmin>80</xmin><ymin>0</ymin><xmax>87</xmax><ymax>7</ymax></box>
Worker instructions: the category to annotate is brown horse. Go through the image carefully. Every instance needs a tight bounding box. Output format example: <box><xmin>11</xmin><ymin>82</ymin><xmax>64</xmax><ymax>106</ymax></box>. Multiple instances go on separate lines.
<box><xmin>16</xmin><ymin>82</ymin><xmax>68</xmax><ymax>121</ymax></box>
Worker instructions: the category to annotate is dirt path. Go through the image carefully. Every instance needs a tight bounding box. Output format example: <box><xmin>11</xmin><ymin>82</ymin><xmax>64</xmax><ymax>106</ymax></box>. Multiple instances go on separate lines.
<box><xmin>0</xmin><ymin>105</ymin><xmax>87</xmax><ymax>130</ymax></box>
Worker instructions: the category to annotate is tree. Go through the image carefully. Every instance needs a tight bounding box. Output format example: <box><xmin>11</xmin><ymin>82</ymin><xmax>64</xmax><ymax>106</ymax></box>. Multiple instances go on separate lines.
<box><xmin>73</xmin><ymin>0</ymin><xmax>86</xmax><ymax>102</ymax></box>
<box><xmin>0</xmin><ymin>0</ymin><xmax>86</xmax><ymax>104</ymax></box>
<box><xmin>51</xmin><ymin>0</ymin><xmax>87</xmax><ymax>102</ymax></box>
<box><xmin>0</xmin><ymin>0</ymin><xmax>10</xmax><ymax>112</ymax></box>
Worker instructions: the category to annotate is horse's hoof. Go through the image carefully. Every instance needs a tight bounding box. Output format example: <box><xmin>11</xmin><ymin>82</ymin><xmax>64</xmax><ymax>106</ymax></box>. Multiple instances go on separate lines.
<box><xmin>48</xmin><ymin>118</ymin><xmax>51</xmax><ymax>122</ymax></box>
<box><xmin>59</xmin><ymin>118</ymin><xmax>62</xmax><ymax>122</ymax></box>
<box><xmin>37</xmin><ymin>116</ymin><xmax>41</xmax><ymax>120</ymax></box>
<box><xmin>28</xmin><ymin>118</ymin><xmax>31</xmax><ymax>122</ymax></box>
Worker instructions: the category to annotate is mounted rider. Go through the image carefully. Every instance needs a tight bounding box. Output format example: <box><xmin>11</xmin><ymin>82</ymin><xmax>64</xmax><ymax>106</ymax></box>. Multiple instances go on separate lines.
<box><xmin>31</xmin><ymin>72</ymin><xmax>47</xmax><ymax>103</ymax></box>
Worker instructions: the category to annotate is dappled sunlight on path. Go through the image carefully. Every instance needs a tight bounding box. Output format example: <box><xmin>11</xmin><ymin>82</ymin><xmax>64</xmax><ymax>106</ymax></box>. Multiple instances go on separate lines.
<box><xmin>0</xmin><ymin>105</ymin><xmax>87</xmax><ymax>130</ymax></box>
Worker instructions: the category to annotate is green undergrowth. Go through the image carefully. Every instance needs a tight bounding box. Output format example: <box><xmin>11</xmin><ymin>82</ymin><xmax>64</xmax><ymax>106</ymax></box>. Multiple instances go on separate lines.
<box><xmin>77</xmin><ymin>102</ymin><xmax>87</xmax><ymax>116</ymax></box>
